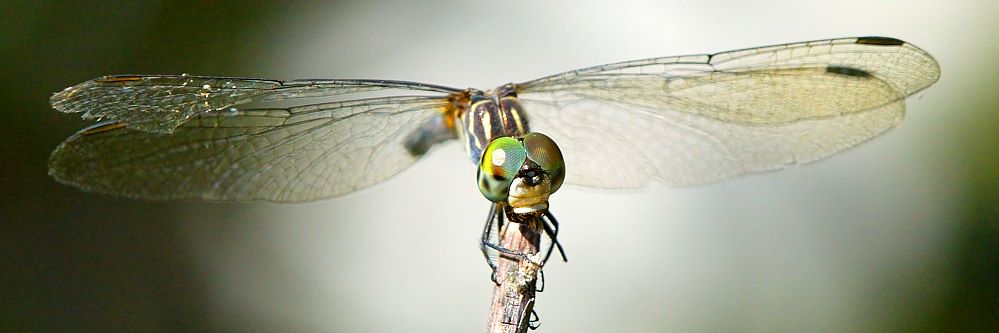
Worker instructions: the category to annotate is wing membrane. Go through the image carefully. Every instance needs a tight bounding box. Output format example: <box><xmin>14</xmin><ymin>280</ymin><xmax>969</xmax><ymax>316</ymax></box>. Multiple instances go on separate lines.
<box><xmin>50</xmin><ymin>75</ymin><xmax>460</xmax><ymax>133</ymax></box>
<box><xmin>517</xmin><ymin>36</ymin><xmax>939</xmax><ymax>187</ymax></box>
<box><xmin>49</xmin><ymin>96</ymin><xmax>450</xmax><ymax>202</ymax></box>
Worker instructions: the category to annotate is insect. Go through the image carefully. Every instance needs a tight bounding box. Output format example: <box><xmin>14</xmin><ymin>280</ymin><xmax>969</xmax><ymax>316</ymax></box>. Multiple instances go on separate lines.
<box><xmin>49</xmin><ymin>36</ymin><xmax>939</xmax><ymax>282</ymax></box>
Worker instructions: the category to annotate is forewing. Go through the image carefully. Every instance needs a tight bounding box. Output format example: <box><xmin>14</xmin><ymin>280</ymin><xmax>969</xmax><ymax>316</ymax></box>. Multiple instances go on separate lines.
<box><xmin>517</xmin><ymin>37</ymin><xmax>939</xmax><ymax>188</ymax></box>
<box><xmin>50</xmin><ymin>75</ymin><xmax>459</xmax><ymax>133</ymax></box>
<box><xmin>49</xmin><ymin>96</ymin><xmax>450</xmax><ymax>202</ymax></box>
<box><xmin>520</xmin><ymin>98</ymin><xmax>904</xmax><ymax>188</ymax></box>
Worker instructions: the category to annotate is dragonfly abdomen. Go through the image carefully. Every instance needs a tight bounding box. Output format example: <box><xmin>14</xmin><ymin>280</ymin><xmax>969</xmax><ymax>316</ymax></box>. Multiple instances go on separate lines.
<box><xmin>403</xmin><ymin>113</ymin><xmax>458</xmax><ymax>157</ymax></box>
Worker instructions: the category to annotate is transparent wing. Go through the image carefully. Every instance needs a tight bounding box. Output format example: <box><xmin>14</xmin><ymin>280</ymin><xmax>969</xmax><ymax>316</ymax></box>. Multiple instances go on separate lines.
<box><xmin>49</xmin><ymin>96</ymin><xmax>451</xmax><ymax>202</ymax></box>
<box><xmin>50</xmin><ymin>74</ymin><xmax>460</xmax><ymax>133</ymax></box>
<box><xmin>516</xmin><ymin>36</ymin><xmax>940</xmax><ymax>188</ymax></box>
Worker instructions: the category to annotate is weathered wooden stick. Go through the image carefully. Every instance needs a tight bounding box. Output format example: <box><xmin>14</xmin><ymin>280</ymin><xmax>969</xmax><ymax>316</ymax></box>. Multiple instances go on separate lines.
<box><xmin>485</xmin><ymin>209</ymin><xmax>544</xmax><ymax>333</ymax></box>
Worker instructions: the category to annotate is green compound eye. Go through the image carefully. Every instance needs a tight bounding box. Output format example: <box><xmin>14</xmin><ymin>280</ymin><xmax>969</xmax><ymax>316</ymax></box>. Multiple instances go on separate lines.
<box><xmin>523</xmin><ymin>132</ymin><xmax>565</xmax><ymax>194</ymax></box>
<box><xmin>477</xmin><ymin>137</ymin><xmax>528</xmax><ymax>202</ymax></box>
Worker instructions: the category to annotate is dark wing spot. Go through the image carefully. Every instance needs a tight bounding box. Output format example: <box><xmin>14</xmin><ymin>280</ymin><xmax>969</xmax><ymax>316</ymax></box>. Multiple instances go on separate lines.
<box><xmin>855</xmin><ymin>36</ymin><xmax>905</xmax><ymax>46</ymax></box>
<box><xmin>826</xmin><ymin>65</ymin><xmax>872</xmax><ymax>78</ymax></box>
<box><xmin>492</xmin><ymin>174</ymin><xmax>507</xmax><ymax>181</ymax></box>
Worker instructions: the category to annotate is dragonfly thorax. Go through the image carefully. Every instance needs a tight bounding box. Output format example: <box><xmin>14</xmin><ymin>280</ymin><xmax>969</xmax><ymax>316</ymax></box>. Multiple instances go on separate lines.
<box><xmin>457</xmin><ymin>85</ymin><xmax>530</xmax><ymax>164</ymax></box>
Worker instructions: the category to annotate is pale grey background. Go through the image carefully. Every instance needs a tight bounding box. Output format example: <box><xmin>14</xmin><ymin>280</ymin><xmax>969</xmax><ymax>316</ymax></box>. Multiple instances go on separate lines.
<box><xmin>3</xmin><ymin>1</ymin><xmax>996</xmax><ymax>332</ymax></box>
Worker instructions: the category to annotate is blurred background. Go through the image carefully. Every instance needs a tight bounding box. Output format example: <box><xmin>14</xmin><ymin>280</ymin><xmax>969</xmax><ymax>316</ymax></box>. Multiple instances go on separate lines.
<box><xmin>2</xmin><ymin>0</ymin><xmax>996</xmax><ymax>332</ymax></box>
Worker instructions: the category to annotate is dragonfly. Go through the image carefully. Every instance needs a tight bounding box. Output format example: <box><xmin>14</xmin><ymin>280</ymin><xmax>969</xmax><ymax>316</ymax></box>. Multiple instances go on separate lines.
<box><xmin>49</xmin><ymin>36</ymin><xmax>939</xmax><ymax>285</ymax></box>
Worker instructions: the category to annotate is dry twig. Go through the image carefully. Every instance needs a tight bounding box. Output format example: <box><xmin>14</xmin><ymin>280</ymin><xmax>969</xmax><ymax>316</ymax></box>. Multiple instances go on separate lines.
<box><xmin>485</xmin><ymin>209</ymin><xmax>545</xmax><ymax>333</ymax></box>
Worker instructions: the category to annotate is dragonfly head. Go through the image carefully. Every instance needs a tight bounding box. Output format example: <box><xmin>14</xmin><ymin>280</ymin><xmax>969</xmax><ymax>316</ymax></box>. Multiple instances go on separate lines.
<box><xmin>477</xmin><ymin>133</ymin><xmax>565</xmax><ymax>214</ymax></box>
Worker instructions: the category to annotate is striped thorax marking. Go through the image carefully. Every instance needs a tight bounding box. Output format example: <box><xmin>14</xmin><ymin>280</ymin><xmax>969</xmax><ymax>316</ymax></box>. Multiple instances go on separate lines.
<box><xmin>455</xmin><ymin>85</ymin><xmax>531</xmax><ymax>164</ymax></box>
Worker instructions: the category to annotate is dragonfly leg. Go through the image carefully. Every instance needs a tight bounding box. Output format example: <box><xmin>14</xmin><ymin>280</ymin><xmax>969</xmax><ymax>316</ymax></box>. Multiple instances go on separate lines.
<box><xmin>532</xmin><ymin>211</ymin><xmax>565</xmax><ymax>293</ymax></box>
<box><xmin>479</xmin><ymin>204</ymin><xmax>500</xmax><ymax>284</ymax></box>
<box><xmin>528</xmin><ymin>307</ymin><xmax>541</xmax><ymax>330</ymax></box>
<box><xmin>541</xmin><ymin>211</ymin><xmax>568</xmax><ymax>264</ymax></box>
<box><xmin>535</xmin><ymin>268</ymin><xmax>546</xmax><ymax>292</ymax></box>
<box><xmin>480</xmin><ymin>204</ymin><xmax>542</xmax><ymax>285</ymax></box>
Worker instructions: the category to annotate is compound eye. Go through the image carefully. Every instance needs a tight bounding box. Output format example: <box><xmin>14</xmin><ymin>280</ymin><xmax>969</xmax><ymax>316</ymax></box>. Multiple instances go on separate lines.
<box><xmin>477</xmin><ymin>137</ymin><xmax>527</xmax><ymax>202</ymax></box>
<box><xmin>523</xmin><ymin>132</ymin><xmax>565</xmax><ymax>193</ymax></box>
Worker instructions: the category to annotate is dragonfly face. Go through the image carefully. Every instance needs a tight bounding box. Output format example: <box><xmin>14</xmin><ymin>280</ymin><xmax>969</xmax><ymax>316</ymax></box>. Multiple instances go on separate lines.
<box><xmin>477</xmin><ymin>133</ymin><xmax>565</xmax><ymax>214</ymax></box>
